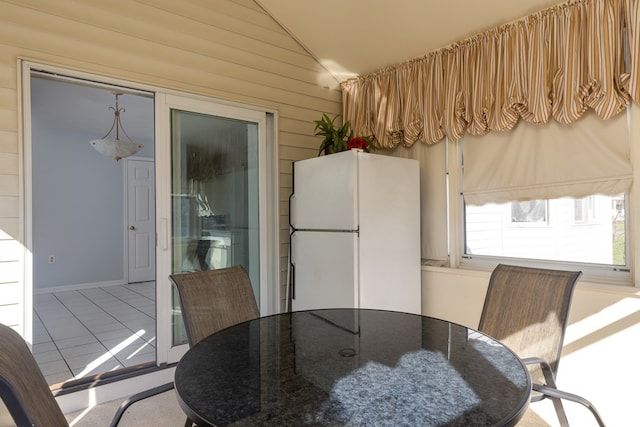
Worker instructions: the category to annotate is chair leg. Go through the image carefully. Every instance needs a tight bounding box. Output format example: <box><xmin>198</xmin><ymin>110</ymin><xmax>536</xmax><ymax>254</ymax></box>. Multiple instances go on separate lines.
<box><xmin>527</xmin><ymin>358</ymin><xmax>570</xmax><ymax>427</ymax></box>
<box><xmin>109</xmin><ymin>382</ymin><xmax>175</xmax><ymax>427</ymax></box>
<box><xmin>533</xmin><ymin>384</ymin><xmax>606</xmax><ymax>427</ymax></box>
<box><xmin>548</xmin><ymin>394</ymin><xmax>570</xmax><ymax>427</ymax></box>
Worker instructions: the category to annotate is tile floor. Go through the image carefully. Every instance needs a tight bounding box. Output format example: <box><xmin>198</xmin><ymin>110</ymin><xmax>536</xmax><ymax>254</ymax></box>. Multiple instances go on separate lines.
<box><xmin>32</xmin><ymin>282</ymin><xmax>157</xmax><ymax>386</ymax></box>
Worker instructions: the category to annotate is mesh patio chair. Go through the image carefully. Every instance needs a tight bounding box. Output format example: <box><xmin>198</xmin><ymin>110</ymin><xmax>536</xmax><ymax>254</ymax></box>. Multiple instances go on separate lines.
<box><xmin>170</xmin><ymin>265</ymin><xmax>259</xmax><ymax>347</ymax></box>
<box><xmin>478</xmin><ymin>264</ymin><xmax>605</xmax><ymax>427</ymax></box>
<box><xmin>0</xmin><ymin>322</ymin><xmax>182</xmax><ymax>427</ymax></box>
<box><xmin>111</xmin><ymin>265</ymin><xmax>259</xmax><ymax>427</ymax></box>
<box><xmin>0</xmin><ymin>323</ymin><xmax>69</xmax><ymax>427</ymax></box>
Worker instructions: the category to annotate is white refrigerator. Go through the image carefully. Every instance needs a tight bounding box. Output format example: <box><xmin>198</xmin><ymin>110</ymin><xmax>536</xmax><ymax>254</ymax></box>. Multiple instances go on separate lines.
<box><xmin>289</xmin><ymin>150</ymin><xmax>421</xmax><ymax>315</ymax></box>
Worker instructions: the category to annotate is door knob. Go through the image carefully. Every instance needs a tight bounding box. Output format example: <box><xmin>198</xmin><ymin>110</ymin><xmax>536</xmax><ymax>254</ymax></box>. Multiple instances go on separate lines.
<box><xmin>129</xmin><ymin>225</ymin><xmax>136</xmax><ymax>230</ymax></box>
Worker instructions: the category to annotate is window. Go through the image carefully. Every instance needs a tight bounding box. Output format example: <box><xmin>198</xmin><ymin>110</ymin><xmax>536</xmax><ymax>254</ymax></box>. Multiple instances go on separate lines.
<box><xmin>459</xmin><ymin>109</ymin><xmax>630</xmax><ymax>274</ymax></box>
<box><xmin>511</xmin><ymin>200</ymin><xmax>548</xmax><ymax>224</ymax></box>
<box><xmin>465</xmin><ymin>195</ymin><xmax>626</xmax><ymax>266</ymax></box>
<box><xmin>573</xmin><ymin>196</ymin><xmax>598</xmax><ymax>224</ymax></box>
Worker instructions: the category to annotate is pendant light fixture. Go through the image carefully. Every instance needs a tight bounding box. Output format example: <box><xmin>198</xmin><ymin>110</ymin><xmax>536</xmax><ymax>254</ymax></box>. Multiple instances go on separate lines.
<box><xmin>90</xmin><ymin>92</ymin><xmax>143</xmax><ymax>161</ymax></box>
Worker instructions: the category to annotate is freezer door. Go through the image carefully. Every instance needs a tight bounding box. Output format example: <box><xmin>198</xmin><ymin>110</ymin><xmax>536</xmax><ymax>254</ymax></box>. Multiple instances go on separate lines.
<box><xmin>290</xmin><ymin>151</ymin><xmax>358</xmax><ymax>230</ymax></box>
<box><xmin>291</xmin><ymin>231</ymin><xmax>358</xmax><ymax>311</ymax></box>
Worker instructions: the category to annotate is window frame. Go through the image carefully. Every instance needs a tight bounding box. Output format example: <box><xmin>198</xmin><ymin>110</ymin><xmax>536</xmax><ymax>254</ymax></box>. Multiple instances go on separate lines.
<box><xmin>449</xmin><ymin>139</ymin><xmax>633</xmax><ymax>286</ymax></box>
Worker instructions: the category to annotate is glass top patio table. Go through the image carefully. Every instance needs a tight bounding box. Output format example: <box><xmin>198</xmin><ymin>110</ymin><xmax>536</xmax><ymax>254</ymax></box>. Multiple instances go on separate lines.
<box><xmin>174</xmin><ymin>308</ymin><xmax>531</xmax><ymax>426</ymax></box>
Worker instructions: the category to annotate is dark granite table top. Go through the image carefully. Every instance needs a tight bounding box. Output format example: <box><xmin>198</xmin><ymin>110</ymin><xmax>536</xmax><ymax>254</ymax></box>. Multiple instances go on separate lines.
<box><xmin>174</xmin><ymin>309</ymin><xmax>531</xmax><ymax>426</ymax></box>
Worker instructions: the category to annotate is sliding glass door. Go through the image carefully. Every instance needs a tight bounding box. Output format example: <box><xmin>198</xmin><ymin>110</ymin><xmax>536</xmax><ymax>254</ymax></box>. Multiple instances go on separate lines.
<box><xmin>155</xmin><ymin>94</ymin><xmax>270</xmax><ymax>363</ymax></box>
<box><xmin>170</xmin><ymin>110</ymin><xmax>260</xmax><ymax>345</ymax></box>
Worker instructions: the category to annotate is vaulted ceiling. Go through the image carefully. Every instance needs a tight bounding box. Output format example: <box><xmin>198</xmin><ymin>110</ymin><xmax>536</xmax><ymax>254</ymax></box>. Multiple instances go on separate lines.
<box><xmin>257</xmin><ymin>0</ymin><xmax>566</xmax><ymax>83</ymax></box>
<box><xmin>31</xmin><ymin>1</ymin><xmax>570</xmax><ymax>142</ymax></box>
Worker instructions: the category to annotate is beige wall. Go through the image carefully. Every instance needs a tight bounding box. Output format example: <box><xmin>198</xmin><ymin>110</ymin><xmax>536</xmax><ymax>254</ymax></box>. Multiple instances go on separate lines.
<box><xmin>0</xmin><ymin>0</ymin><xmax>340</xmax><ymax>334</ymax></box>
<box><xmin>422</xmin><ymin>266</ymin><xmax>640</xmax><ymax>426</ymax></box>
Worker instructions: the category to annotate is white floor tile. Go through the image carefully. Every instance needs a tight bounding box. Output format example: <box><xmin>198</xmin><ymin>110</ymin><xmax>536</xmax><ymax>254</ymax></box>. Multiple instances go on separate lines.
<box><xmin>34</xmin><ymin>283</ymin><xmax>157</xmax><ymax>386</ymax></box>
<box><xmin>118</xmin><ymin>353</ymin><xmax>156</xmax><ymax>368</ymax></box>
<box><xmin>34</xmin><ymin>349</ymin><xmax>64</xmax><ymax>364</ymax></box>
<box><xmin>33</xmin><ymin>341</ymin><xmax>57</xmax><ymax>354</ymax></box>
<box><xmin>65</xmin><ymin>351</ymin><xmax>114</xmax><ymax>370</ymax></box>
<box><xmin>48</xmin><ymin>325</ymin><xmax>93</xmax><ymax>340</ymax></box>
<box><xmin>38</xmin><ymin>358</ymin><xmax>70</xmax><ymax>376</ymax></box>
<box><xmin>55</xmin><ymin>334</ymin><xmax>99</xmax><ymax>349</ymax></box>
<box><xmin>45</xmin><ymin>371</ymin><xmax>74</xmax><ymax>386</ymax></box>
<box><xmin>71</xmin><ymin>358</ymin><xmax>122</xmax><ymax>377</ymax></box>
<box><xmin>85</xmin><ymin>321</ymin><xmax>128</xmax><ymax>334</ymax></box>
<box><xmin>32</xmin><ymin>330</ymin><xmax>53</xmax><ymax>344</ymax></box>
<box><xmin>103</xmin><ymin>337</ymin><xmax>155</xmax><ymax>357</ymax></box>
<box><xmin>94</xmin><ymin>328</ymin><xmax>140</xmax><ymax>342</ymax></box>
<box><xmin>59</xmin><ymin>342</ymin><xmax>108</xmax><ymax>359</ymax></box>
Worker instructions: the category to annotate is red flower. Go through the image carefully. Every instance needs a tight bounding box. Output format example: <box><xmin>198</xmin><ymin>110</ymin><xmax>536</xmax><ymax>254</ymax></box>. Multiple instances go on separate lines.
<box><xmin>347</xmin><ymin>137</ymin><xmax>371</xmax><ymax>151</ymax></box>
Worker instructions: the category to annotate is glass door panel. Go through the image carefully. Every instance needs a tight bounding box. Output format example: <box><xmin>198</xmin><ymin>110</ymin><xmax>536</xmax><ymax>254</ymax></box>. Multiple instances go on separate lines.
<box><xmin>170</xmin><ymin>109</ymin><xmax>260</xmax><ymax>347</ymax></box>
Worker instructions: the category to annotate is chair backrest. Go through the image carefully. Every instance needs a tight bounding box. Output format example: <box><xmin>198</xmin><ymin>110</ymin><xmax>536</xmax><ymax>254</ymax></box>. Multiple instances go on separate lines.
<box><xmin>169</xmin><ymin>265</ymin><xmax>260</xmax><ymax>347</ymax></box>
<box><xmin>0</xmin><ymin>324</ymin><xmax>68</xmax><ymax>427</ymax></box>
<box><xmin>477</xmin><ymin>264</ymin><xmax>582</xmax><ymax>383</ymax></box>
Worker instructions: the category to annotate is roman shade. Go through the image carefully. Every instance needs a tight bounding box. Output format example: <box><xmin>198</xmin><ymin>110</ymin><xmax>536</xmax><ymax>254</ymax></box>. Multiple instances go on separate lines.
<box><xmin>462</xmin><ymin>109</ymin><xmax>631</xmax><ymax>206</ymax></box>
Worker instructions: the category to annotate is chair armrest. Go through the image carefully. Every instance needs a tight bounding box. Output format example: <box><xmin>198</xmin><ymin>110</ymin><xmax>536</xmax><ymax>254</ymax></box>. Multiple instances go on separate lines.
<box><xmin>520</xmin><ymin>356</ymin><xmax>545</xmax><ymax>366</ymax></box>
<box><xmin>520</xmin><ymin>357</ymin><xmax>557</xmax><ymax>388</ymax></box>
<box><xmin>532</xmin><ymin>384</ymin><xmax>606</xmax><ymax>427</ymax></box>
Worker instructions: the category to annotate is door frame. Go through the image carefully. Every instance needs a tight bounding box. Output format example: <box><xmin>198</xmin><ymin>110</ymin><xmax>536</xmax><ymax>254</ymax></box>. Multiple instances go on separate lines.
<box><xmin>22</xmin><ymin>61</ymin><xmax>280</xmax><ymax>367</ymax></box>
<box><xmin>154</xmin><ymin>92</ymin><xmax>279</xmax><ymax>363</ymax></box>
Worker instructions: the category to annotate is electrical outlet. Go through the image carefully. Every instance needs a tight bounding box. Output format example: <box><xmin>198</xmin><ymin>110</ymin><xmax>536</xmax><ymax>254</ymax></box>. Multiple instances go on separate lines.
<box><xmin>48</xmin><ymin>255</ymin><xmax>55</xmax><ymax>264</ymax></box>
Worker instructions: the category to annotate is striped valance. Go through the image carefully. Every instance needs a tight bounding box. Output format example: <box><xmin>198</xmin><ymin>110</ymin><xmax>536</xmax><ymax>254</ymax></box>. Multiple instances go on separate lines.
<box><xmin>341</xmin><ymin>0</ymin><xmax>640</xmax><ymax>148</ymax></box>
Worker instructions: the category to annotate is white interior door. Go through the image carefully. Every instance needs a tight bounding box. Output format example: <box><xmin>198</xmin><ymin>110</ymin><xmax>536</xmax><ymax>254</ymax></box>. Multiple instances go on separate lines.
<box><xmin>127</xmin><ymin>159</ymin><xmax>156</xmax><ymax>283</ymax></box>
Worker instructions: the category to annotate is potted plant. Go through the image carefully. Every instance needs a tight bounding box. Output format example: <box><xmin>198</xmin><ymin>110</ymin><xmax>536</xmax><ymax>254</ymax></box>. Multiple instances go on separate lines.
<box><xmin>314</xmin><ymin>113</ymin><xmax>374</xmax><ymax>156</ymax></box>
<box><xmin>314</xmin><ymin>113</ymin><xmax>351</xmax><ymax>156</ymax></box>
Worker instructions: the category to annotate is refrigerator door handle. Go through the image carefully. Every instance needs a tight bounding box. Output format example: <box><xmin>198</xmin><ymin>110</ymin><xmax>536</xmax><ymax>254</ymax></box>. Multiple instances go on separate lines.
<box><xmin>289</xmin><ymin>161</ymin><xmax>296</xmax><ymax>230</ymax></box>
<box><xmin>289</xmin><ymin>193</ymin><xmax>296</xmax><ymax>230</ymax></box>
<box><xmin>290</xmin><ymin>264</ymin><xmax>295</xmax><ymax>301</ymax></box>
<box><xmin>289</xmin><ymin>229</ymin><xmax>296</xmax><ymax>307</ymax></box>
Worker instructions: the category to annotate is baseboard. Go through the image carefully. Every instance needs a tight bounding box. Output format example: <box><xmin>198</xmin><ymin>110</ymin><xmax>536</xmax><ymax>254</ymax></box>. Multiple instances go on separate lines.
<box><xmin>33</xmin><ymin>280</ymin><xmax>127</xmax><ymax>294</ymax></box>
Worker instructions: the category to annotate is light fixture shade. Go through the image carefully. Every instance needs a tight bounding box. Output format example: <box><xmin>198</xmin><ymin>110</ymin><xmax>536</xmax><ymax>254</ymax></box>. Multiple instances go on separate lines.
<box><xmin>90</xmin><ymin>92</ymin><xmax>143</xmax><ymax>161</ymax></box>
<box><xmin>90</xmin><ymin>138</ymin><xmax>143</xmax><ymax>161</ymax></box>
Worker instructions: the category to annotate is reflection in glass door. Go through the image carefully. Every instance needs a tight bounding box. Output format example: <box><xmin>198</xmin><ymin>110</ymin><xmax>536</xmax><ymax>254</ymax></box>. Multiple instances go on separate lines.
<box><xmin>170</xmin><ymin>110</ymin><xmax>260</xmax><ymax>346</ymax></box>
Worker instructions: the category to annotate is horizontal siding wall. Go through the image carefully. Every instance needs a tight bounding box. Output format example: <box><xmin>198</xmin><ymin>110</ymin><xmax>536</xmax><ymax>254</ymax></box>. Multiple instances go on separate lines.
<box><xmin>0</xmin><ymin>0</ymin><xmax>341</xmax><ymax>332</ymax></box>
<box><xmin>0</xmin><ymin>48</ymin><xmax>20</xmax><ymax>332</ymax></box>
